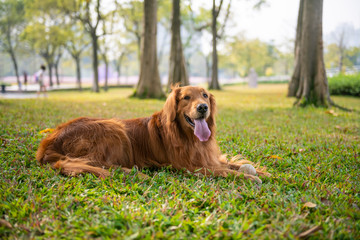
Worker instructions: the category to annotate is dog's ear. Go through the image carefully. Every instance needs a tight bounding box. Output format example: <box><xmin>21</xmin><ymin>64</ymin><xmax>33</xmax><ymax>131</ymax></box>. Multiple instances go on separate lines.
<box><xmin>207</xmin><ymin>93</ymin><xmax>217</xmax><ymax>131</ymax></box>
<box><xmin>163</xmin><ymin>87</ymin><xmax>180</xmax><ymax>122</ymax></box>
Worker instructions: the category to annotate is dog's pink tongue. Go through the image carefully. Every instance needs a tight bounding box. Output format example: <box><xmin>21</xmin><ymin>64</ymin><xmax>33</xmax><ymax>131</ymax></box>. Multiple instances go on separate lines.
<box><xmin>194</xmin><ymin>119</ymin><xmax>211</xmax><ymax>142</ymax></box>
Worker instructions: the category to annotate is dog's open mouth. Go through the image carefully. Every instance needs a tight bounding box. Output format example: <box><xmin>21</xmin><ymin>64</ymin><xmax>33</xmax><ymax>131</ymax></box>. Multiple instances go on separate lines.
<box><xmin>184</xmin><ymin>114</ymin><xmax>211</xmax><ymax>142</ymax></box>
<box><xmin>184</xmin><ymin>114</ymin><xmax>195</xmax><ymax>128</ymax></box>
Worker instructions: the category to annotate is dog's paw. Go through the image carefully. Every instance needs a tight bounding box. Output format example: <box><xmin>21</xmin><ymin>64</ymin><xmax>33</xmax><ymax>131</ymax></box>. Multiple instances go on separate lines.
<box><xmin>243</xmin><ymin>173</ymin><xmax>262</xmax><ymax>184</ymax></box>
<box><xmin>238</xmin><ymin>164</ymin><xmax>257</xmax><ymax>176</ymax></box>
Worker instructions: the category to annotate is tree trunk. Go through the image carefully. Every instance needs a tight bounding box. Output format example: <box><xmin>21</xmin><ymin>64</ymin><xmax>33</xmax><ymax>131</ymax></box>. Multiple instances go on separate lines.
<box><xmin>55</xmin><ymin>65</ymin><xmax>60</xmax><ymax>86</ymax></box>
<box><xmin>91</xmin><ymin>33</ymin><xmax>100</xmax><ymax>92</ymax></box>
<box><xmin>6</xmin><ymin>31</ymin><xmax>21</xmax><ymax>90</ymax></box>
<box><xmin>75</xmin><ymin>56</ymin><xmax>82</xmax><ymax>90</ymax></box>
<box><xmin>287</xmin><ymin>0</ymin><xmax>329</xmax><ymax>107</ymax></box>
<box><xmin>117</xmin><ymin>53</ymin><xmax>125</xmax><ymax>85</ymax></box>
<box><xmin>46</xmin><ymin>61</ymin><xmax>54</xmax><ymax>87</ymax></box>
<box><xmin>339</xmin><ymin>54</ymin><xmax>343</xmax><ymax>73</ymax></box>
<box><xmin>54</xmin><ymin>50</ymin><xmax>62</xmax><ymax>86</ymax></box>
<box><xmin>104</xmin><ymin>58</ymin><xmax>109</xmax><ymax>92</ymax></box>
<box><xmin>135</xmin><ymin>0</ymin><xmax>164</xmax><ymax>98</ymax></box>
<box><xmin>288</xmin><ymin>0</ymin><xmax>304</xmax><ymax>97</ymax></box>
<box><xmin>205</xmin><ymin>54</ymin><xmax>211</xmax><ymax>85</ymax></box>
<box><xmin>167</xmin><ymin>0</ymin><xmax>189</xmax><ymax>90</ymax></box>
<box><xmin>209</xmin><ymin>0</ymin><xmax>220</xmax><ymax>90</ymax></box>
<box><xmin>9</xmin><ymin>50</ymin><xmax>21</xmax><ymax>91</ymax></box>
<box><xmin>116</xmin><ymin>62</ymin><xmax>120</xmax><ymax>85</ymax></box>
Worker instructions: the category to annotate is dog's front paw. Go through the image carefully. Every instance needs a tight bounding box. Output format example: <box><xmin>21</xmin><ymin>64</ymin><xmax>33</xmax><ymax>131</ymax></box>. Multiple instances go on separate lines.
<box><xmin>238</xmin><ymin>164</ymin><xmax>257</xmax><ymax>176</ymax></box>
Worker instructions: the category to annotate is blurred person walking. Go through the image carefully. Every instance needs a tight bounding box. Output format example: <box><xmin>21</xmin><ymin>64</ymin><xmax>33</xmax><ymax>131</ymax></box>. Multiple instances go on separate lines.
<box><xmin>23</xmin><ymin>71</ymin><xmax>28</xmax><ymax>91</ymax></box>
<box><xmin>35</xmin><ymin>65</ymin><xmax>47</xmax><ymax>97</ymax></box>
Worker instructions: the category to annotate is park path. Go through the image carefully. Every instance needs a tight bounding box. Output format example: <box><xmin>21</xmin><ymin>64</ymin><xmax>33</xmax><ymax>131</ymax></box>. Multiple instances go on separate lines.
<box><xmin>0</xmin><ymin>84</ymin><xmax>77</xmax><ymax>99</ymax></box>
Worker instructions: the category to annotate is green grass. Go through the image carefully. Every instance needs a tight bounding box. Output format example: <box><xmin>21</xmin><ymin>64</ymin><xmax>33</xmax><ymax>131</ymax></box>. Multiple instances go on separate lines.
<box><xmin>1</xmin><ymin>84</ymin><xmax>359</xmax><ymax>239</ymax></box>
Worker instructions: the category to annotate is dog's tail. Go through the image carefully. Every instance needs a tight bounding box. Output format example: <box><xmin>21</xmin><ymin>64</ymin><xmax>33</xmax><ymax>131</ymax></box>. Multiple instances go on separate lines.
<box><xmin>36</xmin><ymin>146</ymin><xmax>110</xmax><ymax>179</ymax></box>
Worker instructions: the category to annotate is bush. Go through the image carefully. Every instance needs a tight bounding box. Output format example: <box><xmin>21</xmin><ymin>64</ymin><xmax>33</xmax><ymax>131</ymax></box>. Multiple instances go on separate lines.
<box><xmin>328</xmin><ymin>73</ymin><xmax>360</xmax><ymax>97</ymax></box>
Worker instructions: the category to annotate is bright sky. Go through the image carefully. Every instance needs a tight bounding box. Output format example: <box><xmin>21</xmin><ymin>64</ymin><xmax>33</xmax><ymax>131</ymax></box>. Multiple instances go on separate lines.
<box><xmin>194</xmin><ymin>0</ymin><xmax>360</xmax><ymax>52</ymax></box>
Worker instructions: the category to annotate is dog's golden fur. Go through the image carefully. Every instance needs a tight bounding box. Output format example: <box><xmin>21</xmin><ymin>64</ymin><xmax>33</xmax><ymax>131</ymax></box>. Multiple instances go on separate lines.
<box><xmin>36</xmin><ymin>86</ymin><xmax>267</xmax><ymax>183</ymax></box>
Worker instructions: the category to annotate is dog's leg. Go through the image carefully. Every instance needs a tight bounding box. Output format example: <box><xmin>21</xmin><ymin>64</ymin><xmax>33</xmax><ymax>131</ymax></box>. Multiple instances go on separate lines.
<box><xmin>219</xmin><ymin>155</ymin><xmax>271</xmax><ymax>178</ymax></box>
<box><xmin>53</xmin><ymin>157</ymin><xmax>110</xmax><ymax>179</ymax></box>
<box><xmin>194</xmin><ymin>167</ymin><xmax>262</xmax><ymax>184</ymax></box>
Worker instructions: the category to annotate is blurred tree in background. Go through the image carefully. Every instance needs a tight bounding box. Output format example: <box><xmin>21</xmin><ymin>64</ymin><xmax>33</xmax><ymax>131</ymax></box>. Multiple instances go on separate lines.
<box><xmin>221</xmin><ymin>34</ymin><xmax>276</xmax><ymax>77</ymax></box>
<box><xmin>167</xmin><ymin>0</ymin><xmax>189</xmax><ymax>89</ymax></box>
<box><xmin>0</xmin><ymin>0</ymin><xmax>25</xmax><ymax>90</ymax></box>
<box><xmin>0</xmin><ymin>0</ymin><xmax>359</xmax><ymax>97</ymax></box>
<box><xmin>23</xmin><ymin>0</ymin><xmax>67</xmax><ymax>87</ymax></box>
<box><xmin>135</xmin><ymin>0</ymin><xmax>164</xmax><ymax>98</ymax></box>
<box><xmin>288</xmin><ymin>0</ymin><xmax>331</xmax><ymax>107</ymax></box>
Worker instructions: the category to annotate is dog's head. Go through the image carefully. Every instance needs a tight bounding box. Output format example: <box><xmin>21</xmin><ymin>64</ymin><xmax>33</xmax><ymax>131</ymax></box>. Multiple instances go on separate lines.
<box><xmin>163</xmin><ymin>86</ymin><xmax>216</xmax><ymax>142</ymax></box>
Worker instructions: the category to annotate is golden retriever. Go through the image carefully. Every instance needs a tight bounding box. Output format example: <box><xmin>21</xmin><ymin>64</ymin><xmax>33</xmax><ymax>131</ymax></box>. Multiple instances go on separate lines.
<box><xmin>36</xmin><ymin>86</ymin><xmax>268</xmax><ymax>183</ymax></box>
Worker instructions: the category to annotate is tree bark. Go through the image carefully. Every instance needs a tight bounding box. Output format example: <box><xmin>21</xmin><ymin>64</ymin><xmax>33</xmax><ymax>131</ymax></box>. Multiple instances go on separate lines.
<box><xmin>9</xmin><ymin>50</ymin><xmax>21</xmax><ymax>91</ymax></box>
<box><xmin>205</xmin><ymin>54</ymin><xmax>211</xmax><ymax>85</ymax></box>
<box><xmin>288</xmin><ymin>0</ymin><xmax>304</xmax><ymax>97</ymax></box>
<box><xmin>209</xmin><ymin>0</ymin><xmax>221</xmax><ymax>90</ymax></box>
<box><xmin>135</xmin><ymin>0</ymin><xmax>164</xmax><ymax>98</ymax></box>
<box><xmin>116</xmin><ymin>52</ymin><xmax>125</xmax><ymax>85</ymax></box>
<box><xmin>54</xmin><ymin>50</ymin><xmax>62</xmax><ymax>86</ymax></box>
<box><xmin>55</xmin><ymin>65</ymin><xmax>60</xmax><ymax>86</ymax></box>
<box><xmin>167</xmin><ymin>0</ymin><xmax>189</xmax><ymax>90</ymax></box>
<box><xmin>91</xmin><ymin>32</ymin><xmax>100</xmax><ymax>92</ymax></box>
<box><xmin>103</xmin><ymin>57</ymin><xmax>109</xmax><ymax>92</ymax></box>
<box><xmin>75</xmin><ymin>56</ymin><xmax>82</xmax><ymax>90</ymax></box>
<box><xmin>288</xmin><ymin>0</ymin><xmax>330</xmax><ymax>107</ymax></box>
<box><xmin>46</xmin><ymin>62</ymin><xmax>54</xmax><ymax>87</ymax></box>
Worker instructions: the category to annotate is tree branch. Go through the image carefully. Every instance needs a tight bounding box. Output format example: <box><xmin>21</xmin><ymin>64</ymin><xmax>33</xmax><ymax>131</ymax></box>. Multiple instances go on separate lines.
<box><xmin>215</xmin><ymin>0</ymin><xmax>224</xmax><ymax>19</ymax></box>
<box><xmin>218</xmin><ymin>0</ymin><xmax>231</xmax><ymax>39</ymax></box>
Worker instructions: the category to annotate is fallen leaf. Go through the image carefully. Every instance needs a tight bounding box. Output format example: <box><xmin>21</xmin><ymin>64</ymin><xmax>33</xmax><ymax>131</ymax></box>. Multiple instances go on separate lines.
<box><xmin>269</xmin><ymin>155</ymin><xmax>283</xmax><ymax>160</ymax></box>
<box><xmin>303</xmin><ymin>202</ymin><xmax>317</xmax><ymax>208</ymax></box>
<box><xmin>39</xmin><ymin>128</ymin><xmax>55</xmax><ymax>134</ymax></box>
<box><xmin>0</xmin><ymin>219</ymin><xmax>12</xmax><ymax>229</ymax></box>
<box><xmin>297</xmin><ymin>225</ymin><xmax>322</xmax><ymax>238</ymax></box>
<box><xmin>325</xmin><ymin>110</ymin><xmax>338</xmax><ymax>116</ymax></box>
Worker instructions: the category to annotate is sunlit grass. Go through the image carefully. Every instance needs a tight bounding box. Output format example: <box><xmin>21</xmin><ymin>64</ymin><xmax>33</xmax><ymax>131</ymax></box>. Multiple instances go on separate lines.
<box><xmin>1</xmin><ymin>84</ymin><xmax>359</xmax><ymax>239</ymax></box>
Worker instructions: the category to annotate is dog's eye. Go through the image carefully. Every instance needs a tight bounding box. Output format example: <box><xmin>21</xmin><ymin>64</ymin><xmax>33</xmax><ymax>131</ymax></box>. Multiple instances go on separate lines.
<box><xmin>203</xmin><ymin>93</ymin><xmax>208</xmax><ymax>98</ymax></box>
<box><xmin>184</xmin><ymin>96</ymin><xmax>190</xmax><ymax>100</ymax></box>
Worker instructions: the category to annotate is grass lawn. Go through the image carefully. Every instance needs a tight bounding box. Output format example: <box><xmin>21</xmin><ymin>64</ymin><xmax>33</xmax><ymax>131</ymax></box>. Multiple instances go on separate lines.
<box><xmin>1</xmin><ymin>84</ymin><xmax>359</xmax><ymax>239</ymax></box>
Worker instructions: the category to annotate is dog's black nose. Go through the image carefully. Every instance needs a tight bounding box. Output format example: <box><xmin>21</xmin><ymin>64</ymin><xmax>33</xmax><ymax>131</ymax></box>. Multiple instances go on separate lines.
<box><xmin>197</xmin><ymin>104</ymin><xmax>208</xmax><ymax>114</ymax></box>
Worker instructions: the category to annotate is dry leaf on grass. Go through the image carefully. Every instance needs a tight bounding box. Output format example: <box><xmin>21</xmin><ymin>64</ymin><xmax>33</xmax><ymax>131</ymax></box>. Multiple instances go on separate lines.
<box><xmin>303</xmin><ymin>202</ymin><xmax>317</xmax><ymax>208</ymax></box>
<box><xmin>297</xmin><ymin>225</ymin><xmax>322</xmax><ymax>238</ymax></box>
<box><xmin>0</xmin><ymin>219</ymin><xmax>12</xmax><ymax>229</ymax></box>
<box><xmin>39</xmin><ymin>128</ymin><xmax>55</xmax><ymax>134</ymax></box>
<box><xmin>325</xmin><ymin>110</ymin><xmax>338</xmax><ymax>116</ymax></box>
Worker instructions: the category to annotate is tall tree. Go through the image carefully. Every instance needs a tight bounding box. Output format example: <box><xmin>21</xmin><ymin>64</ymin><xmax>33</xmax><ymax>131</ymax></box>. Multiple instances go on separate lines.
<box><xmin>99</xmin><ymin>37</ymin><xmax>110</xmax><ymax>92</ymax></box>
<box><xmin>116</xmin><ymin>0</ymin><xmax>143</xmax><ymax>61</ymax></box>
<box><xmin>22</xmin><ymin>23</ymin><xmax>66</xmax><ymax>87</ymax></box>
<box><xmin>0</xmin><ymin>0</ymin><xmax>25</xmax><ymax>90</ymax></box>
<box><xmin>64</xmin><ymin>23</ymin><xmax>89</xmax><ymax>90</ymax></box>
<box><xmin>23</xmin><ymin>0</ymin><xmax>67</xmax><ymax>87</ymax></box>
<box><xmin>336</xmin><ymin>29</ymin><xmax>347</xmax><ymax>73</ymax></box>
<box><xmin>209</xmin><ymin>0</ymin><xmax>231</xmax><ymax>90</ymax></box>
<box><xmin>54</xmin><ymin>47</ymin><xmax>63</xmax><ymax>85</ymax></box>
<box><xmin>135</xmin><ymin>0</ymin><xmax>164</xmax><ymax>98</ymax></box>
<box><xmin>288</xmin><ymin>0</ymin><xmax>331</xmax><ymax>107</ymax></box>
<box><xmin>60</xmin><ymin>0</ymin><xmax>105</xmax><ymax>92</ymax></box>
<box><xmin>167</xmin><ymin>0</ymin><xmax>189</xmax><ymax>89</ymax></box>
